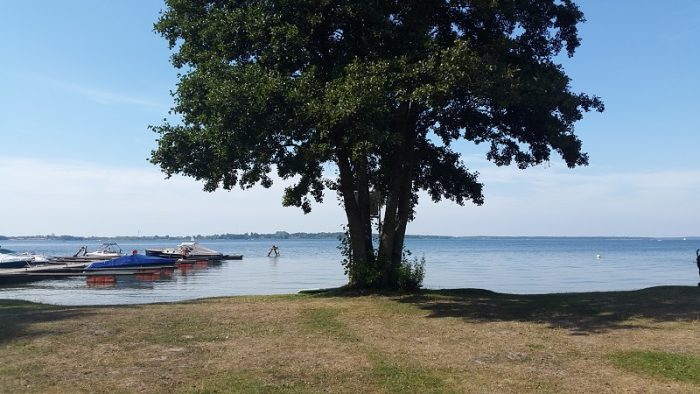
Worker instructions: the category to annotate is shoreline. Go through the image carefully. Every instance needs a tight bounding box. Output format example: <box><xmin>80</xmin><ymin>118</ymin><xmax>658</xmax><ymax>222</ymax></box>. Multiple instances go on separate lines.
<box><xmin>3</xmin><ymin>284</ymin><xmax>700</xmax><ymax>307</ymax></box>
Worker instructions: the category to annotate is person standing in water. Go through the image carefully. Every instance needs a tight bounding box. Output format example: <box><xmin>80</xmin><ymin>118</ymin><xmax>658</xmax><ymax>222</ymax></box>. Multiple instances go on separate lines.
<box><xmin>696</xmin><ymin>249</ymin><xmax>700</xmax><ymax>276</ymax></box>
<box><xmin>268</xmin><ymin>244</ymin><xmax>280</xmax><ymax>257</ymax></box>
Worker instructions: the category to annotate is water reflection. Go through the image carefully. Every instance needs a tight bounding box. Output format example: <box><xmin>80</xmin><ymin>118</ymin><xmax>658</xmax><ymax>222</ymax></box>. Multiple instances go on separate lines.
<box><xmin>84</xmin><ymin>266</ymin><xmax>178</xmax><ymax>288</ymax></box>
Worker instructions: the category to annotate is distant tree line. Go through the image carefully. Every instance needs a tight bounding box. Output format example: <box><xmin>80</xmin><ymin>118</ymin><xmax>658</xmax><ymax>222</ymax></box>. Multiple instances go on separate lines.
<box><xmin>0</xmin><ymin>232</ymin><xmax>456</xmax><ymax>241</ymax></box>
<box><xmin>0</xmin><ymin>232</ymin><xmax>344</xmax><ymax>241</ymax></box>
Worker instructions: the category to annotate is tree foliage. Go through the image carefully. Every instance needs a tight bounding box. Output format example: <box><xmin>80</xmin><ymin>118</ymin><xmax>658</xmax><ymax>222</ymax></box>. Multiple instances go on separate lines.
<box><xmin>151</xmin><ymin>0</ymin><xmax>603</xmax><ymax>289</ymax></box>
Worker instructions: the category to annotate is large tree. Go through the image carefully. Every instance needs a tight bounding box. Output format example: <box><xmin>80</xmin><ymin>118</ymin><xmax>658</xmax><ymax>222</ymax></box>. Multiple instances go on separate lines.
<box><xmin>151</xmin><ymin>0</ymin><xmax>603</xmax><ymax>289</ymax></box>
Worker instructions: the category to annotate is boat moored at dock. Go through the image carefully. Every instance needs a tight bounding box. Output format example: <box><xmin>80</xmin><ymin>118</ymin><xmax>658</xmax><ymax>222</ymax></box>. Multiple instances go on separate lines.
<box><xmin>52</xmin><ymin>242</ymin><xmax>125</xmax><ymax>263</ymax></box>
<box><xmin>146</xmin><ymin>242</ymin><xmax>242</xmax><ymax>261</ymax></box>
<box><xmin>0</xmin><ymin>253</ymin><xmax>34</xmax><ymax>269</ymax></box>
<box><xmin>77</xmin><ymin>242</ymin><xmax>123</xmax><ymax>259</ymax></box>
<box><xmin>0</xmin><ymin>246</ymin><xmax>51</xmax><ymax>265</ymax></box>
<box><xmin>85</xmin><ymin>254</ymin><xmax>177</xmax><ymax>273</ymax></box>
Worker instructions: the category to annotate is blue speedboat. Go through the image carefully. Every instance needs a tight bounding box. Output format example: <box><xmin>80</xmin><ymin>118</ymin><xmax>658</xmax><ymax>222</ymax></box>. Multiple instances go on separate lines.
<box><xmin>85</xmin><ymin>254</ymin><xmax>177</xmax><ymax>272</ymax></box>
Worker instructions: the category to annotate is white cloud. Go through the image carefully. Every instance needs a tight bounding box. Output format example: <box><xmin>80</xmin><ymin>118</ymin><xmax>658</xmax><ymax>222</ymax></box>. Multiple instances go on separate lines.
<box><xmin>1</xmin><ymin>158</ymin><xmax>698</xmax><ymax>237</ymax></box>
<box><xmin>0</xmin><ymin>158</ymin><xmax>345</xmax><ymax>236</ymax></box>
<box><xmin>411</xmin><ymin>163</ymin><xmax>700</xmax><ymax>237</ymax></box>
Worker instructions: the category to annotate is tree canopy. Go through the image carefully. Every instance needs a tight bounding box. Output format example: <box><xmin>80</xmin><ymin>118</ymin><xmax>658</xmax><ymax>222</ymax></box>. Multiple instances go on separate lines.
<box><xmin>151</xmin><ymin>0</ymin><xmax>603</xmax><ymax>289</ymax></box>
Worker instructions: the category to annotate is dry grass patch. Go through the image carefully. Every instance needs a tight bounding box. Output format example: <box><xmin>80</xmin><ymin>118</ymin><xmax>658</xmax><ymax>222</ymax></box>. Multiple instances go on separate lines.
<box><xmin>0</xmin><ymin>286</ymin><xmax>698</xmax><ymax>393</ymax></box>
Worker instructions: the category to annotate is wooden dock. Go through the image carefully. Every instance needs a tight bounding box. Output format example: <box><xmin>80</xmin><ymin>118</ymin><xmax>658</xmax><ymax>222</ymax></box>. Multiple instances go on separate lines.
<box><xmin>0</xmin><ymin>263</ymin><xmax>89</xmax><ymax>283</ymax></box>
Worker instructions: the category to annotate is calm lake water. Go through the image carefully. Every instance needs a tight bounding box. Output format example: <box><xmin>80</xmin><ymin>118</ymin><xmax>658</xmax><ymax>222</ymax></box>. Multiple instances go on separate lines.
<box><xmin>0</xmin><ymin>237</ymin><xmax>698</xmax><ymax>306</ymax></box>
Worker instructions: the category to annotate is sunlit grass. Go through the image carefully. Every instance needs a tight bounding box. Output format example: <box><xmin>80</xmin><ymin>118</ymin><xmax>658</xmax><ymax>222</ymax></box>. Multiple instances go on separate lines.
<box><xmin>186</xmin><ymin>372</ymin><xmax>304</xmax><ymax>394</ymax></box>
<box><xmin>301</xmin><ymin>307</ymin><xmax>351</xmax><ymax>340</ymax></box>
<box><xmin>369</xmin><ymin>356</ymin><xmax>455</xmax><ymax>394</ymax></box>
<box><xmin>610</xmin><ymin>350</ymin><xmax>700</xmax><ymax>384</ymax></box>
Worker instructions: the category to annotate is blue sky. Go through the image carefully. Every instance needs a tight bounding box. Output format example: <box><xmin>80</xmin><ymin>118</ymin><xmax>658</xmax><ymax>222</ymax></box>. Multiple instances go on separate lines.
<box><xmin>1</xmin><ymin>1</ymin><xmax>698</xmax><ymax>237</ymax></box>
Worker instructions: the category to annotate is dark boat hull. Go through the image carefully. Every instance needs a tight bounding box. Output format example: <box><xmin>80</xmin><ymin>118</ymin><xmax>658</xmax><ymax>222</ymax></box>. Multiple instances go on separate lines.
<box><xmin>145</xmin><ymin>249</ymin><xmax>242</xmax><ymax>261</ymax></box>
<box><xmin>0</xmin><ymin>259</ymin><xmax>33</xmax><ymax>269</ymax></box>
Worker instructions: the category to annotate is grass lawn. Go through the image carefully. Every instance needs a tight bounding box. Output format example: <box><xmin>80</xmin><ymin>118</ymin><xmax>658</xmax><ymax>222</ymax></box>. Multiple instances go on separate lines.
<box><xmin>1</xmin><ymin>286</ymin><xmax>699</xmax><ymax>393</ymax></box>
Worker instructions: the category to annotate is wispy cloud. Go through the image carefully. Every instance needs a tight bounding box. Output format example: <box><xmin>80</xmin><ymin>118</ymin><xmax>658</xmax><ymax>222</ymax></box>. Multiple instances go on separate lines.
<box><xmin>30</xmin><ymin>73</ymin><xmax>166</xmax><ymax>109</ymax></box>
<box><xmin>57</xmin><ymin>81</ymin><xmax>163</xmax><ymax>108</ymax></box>
<box><xmin>2</xmin><ymin>158</ymin><xmax>698</xmax><ymax>237</ymax></box>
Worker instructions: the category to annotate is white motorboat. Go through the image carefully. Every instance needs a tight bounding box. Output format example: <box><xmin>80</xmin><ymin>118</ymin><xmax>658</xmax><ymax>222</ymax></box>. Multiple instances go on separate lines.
<box><xmin>0</xmin><ymin>246</ymin><xmax>50</xmax><ymax>265</ymax></box>
<box><xmin>73</xmin><ymin>243</ymin><xmax>124</xmax><ymax>260</ymax></box>
<box><xmin>0</xmin><ymin>252</ymin><xmax>34</xmax><ymax>269</ymax></box>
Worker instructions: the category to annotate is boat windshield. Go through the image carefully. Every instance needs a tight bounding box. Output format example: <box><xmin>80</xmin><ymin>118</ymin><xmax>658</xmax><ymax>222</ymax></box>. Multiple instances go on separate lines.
<box><xmin>98</xmin><ymin>243</ymin><xmax>122</xmax><ymax>254</ymax></box>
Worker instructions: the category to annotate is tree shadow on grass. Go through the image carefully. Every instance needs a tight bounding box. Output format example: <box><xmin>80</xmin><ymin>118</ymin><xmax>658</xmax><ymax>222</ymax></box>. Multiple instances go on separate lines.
<box><xmin>393</xmin><ymin>286</ymin><xmax>700</xmax><ymax>334</ymax></box>
<box><xmin>0</xmin><ymin>299</ymin><xmax>95</xmax><ymax>343</ymax></box>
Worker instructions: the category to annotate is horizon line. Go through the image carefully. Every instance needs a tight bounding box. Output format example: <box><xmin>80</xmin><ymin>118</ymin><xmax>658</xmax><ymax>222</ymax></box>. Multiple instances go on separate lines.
<box><xmin>2</xmin><ymin>233</ymin><xmax>697</xmax><ymax>240</ymax></box>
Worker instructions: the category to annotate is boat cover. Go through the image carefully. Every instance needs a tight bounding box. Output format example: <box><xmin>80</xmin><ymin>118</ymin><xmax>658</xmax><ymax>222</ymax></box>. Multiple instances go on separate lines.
<box><xmin>85</xmin><ymin>254</ymin><xmax>176</xmax><ymax>270</ymax></box>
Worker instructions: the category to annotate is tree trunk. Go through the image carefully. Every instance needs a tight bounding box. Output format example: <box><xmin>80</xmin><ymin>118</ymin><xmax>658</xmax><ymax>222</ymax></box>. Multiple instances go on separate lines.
<box><xmin>335</xmin><ymin>104</ymin><xmax>419</xmax><ymax>289</ymax></box>
<box><xmin>377</xmin><ymin>147</ymin><xmax>401</xmax><ymax>283</ymax></box>
<box><xmin>378</xmin><ymin>102</ymin><xmax>418</xmax><ymax>288</ymax></box>
<box><xmin>336</xmin><ymin>150</ymin><xmax>375</xmax><ymax>287</ymax></box>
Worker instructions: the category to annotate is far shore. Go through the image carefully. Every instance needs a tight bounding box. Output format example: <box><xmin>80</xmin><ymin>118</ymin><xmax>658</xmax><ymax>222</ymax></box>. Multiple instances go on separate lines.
<box><xmin>1</xmin><ymin>286</ymin><xmax>699</xmax><ymax>392</ymax></box>
<box><xmin>3</xmin><ymin>234</ymin><xmax>698</xmax><ymax>242</ymax></box>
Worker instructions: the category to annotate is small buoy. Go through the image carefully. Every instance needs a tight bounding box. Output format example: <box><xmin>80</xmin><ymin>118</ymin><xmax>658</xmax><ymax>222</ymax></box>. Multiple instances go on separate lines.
<box><xmin>596</xmin><ymin>254</ymin><xmax>601</xmax><ymax>260</ymax></box>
